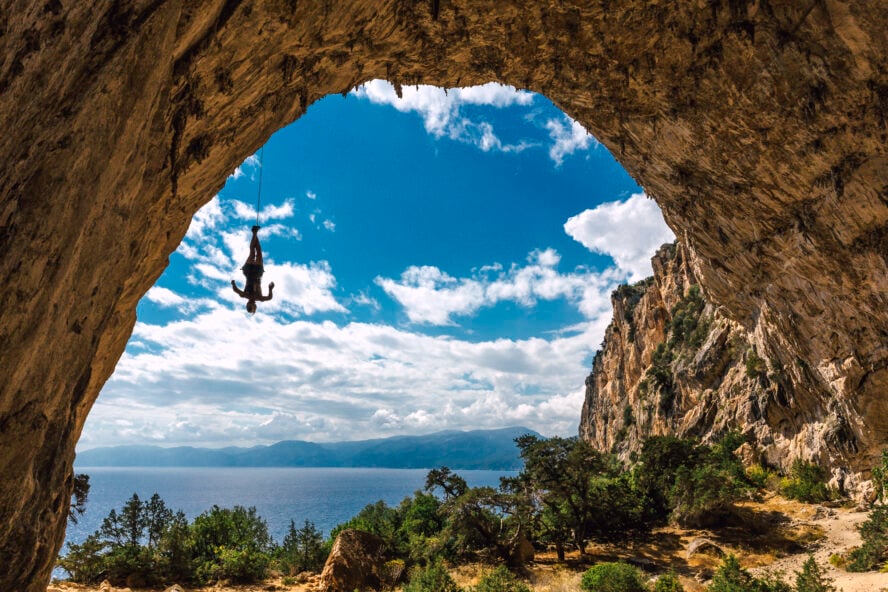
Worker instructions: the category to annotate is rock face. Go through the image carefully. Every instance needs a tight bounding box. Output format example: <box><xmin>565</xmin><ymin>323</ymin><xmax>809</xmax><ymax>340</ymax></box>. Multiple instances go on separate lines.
<box><xmin>319</xmin><ymin>529</ymin><xmax>388</xmax><ymax>592</ymax></box>
<box><xmin>0</xmin><ymin>2</ymin><xmax>885</xmax><ymax>589</ymax></box>
<box><xmin>580</xmin><ymin>243</ymin><xmax>867</xmax><ymax>491</ymax></box>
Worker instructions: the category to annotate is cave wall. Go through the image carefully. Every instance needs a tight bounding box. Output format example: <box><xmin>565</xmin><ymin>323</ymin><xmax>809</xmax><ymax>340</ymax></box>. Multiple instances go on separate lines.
<box><xmin>0</xmin><ymin>1</ymin><xmax>885</xmax><ymax>589</ymax></box>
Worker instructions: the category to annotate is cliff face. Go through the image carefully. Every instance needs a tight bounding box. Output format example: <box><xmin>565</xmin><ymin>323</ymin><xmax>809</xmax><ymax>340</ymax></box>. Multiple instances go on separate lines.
<box><xmin>580</xmin><ymin>243</ymin><xmax>867</xmax><ymax>493</ymax></box>
<box><xmin>0</xmin><ymin>1</ymin><xmax>886</xmax><ymax>589</ymax></box>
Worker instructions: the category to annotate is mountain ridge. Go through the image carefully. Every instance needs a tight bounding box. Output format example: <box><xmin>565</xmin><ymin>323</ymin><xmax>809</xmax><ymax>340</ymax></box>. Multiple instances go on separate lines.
<box><xmin>75</xmin><ymin>427</ymin><xmax>539</xmax><ymax>470</ymax></box>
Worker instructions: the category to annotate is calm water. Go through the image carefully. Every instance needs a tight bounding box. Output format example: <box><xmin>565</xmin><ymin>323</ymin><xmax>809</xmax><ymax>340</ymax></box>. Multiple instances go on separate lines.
<box><xmin>63</xmin><ymin>467</ymin><xmax>513</xmax><ymax>549</ymax></box>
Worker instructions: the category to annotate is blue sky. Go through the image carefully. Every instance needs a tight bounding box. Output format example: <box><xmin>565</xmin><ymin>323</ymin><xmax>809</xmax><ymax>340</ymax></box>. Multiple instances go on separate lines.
<box><xmin>79</xmin><ymin>81</ymin><xmax>674</xmax><ymax>450</ymax></box>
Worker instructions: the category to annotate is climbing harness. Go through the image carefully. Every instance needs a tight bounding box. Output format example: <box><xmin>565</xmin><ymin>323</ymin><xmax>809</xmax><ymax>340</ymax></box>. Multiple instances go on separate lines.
<box><xmin>230</xmin><ymin>145</ymin><xmax>275</xmax><ymax>312</ymax></box>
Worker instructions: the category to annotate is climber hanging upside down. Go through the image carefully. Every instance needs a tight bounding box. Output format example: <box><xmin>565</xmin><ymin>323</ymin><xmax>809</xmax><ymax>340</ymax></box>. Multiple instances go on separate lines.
<box><xmin>232</xmin><ymin>225</ymin><xmax>275</xmax><ymax>314</ymax></box>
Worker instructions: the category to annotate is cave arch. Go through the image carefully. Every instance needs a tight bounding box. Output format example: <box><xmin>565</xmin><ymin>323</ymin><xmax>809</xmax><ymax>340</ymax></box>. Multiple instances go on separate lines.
<box><xmin>0</xmin><ymin>2</ymin><xmax>885</xmax><ymax>589</ymax></box>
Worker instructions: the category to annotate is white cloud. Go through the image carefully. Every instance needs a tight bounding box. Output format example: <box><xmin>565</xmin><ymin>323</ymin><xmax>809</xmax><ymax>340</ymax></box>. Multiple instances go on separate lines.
<box><xmin>375</xmin><ymin>249</ymin><xmax>619</xmax><ymax>326</ymax></box>
<box><xmin>82</xmin><ymin>310</ymin><xmax>606</xmax><ymax>449</ymax></box>
<box><xmin>546</xmin><ymin>117</ymin><xmax>596</xmax><ymax>166</ymax></box>
<box><xmin>353</xmin><ymin>80</ymin><xmax>534</xmax><ymax>154</ymax></box>
<box><xmin>146</xmin><ymin>286</ymin><xmax>185</xmax><ymax>307</ymax></box>
<box><xmin>564</xmin><ymin>192</ymin><xmax>675</xmax><ymax>281</ymax></box>
<box><xmin>322</xmin><ymin>219</ymin><xmax>336</xmax><ymax>232</ymax></box>
<box><xmin>306</xmin><ymin>190</ymin><xmax>317</xmax><ymax>200</ymax></box>
<box><xmin>228</xmin><ymin>154</ymin><xmax>260</xmax><ymax>181</ymax></box>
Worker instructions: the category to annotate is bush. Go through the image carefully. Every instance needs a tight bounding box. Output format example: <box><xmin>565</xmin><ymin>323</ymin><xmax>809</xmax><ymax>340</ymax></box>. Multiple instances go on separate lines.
<box><xmin>746</xmin><ymin>464</ymin><xmax>778</xmax><ymax>490</ymax></box>
<box><xmin>190</xmin><ymin>505</ymin><xmax>274</xmax><ymax>584</ymax></box>
<box><xmin>653</xmin><ymin>571</ymin><xmax>685</xmax><ymax>592</ymax></box>
<box><xmin>581</xmin><ymin>562</ymin><xmax>647</xmax><ymax>592</ymax></box>
<box><xmin>472</xmin><ymin>565</ymin><xmax>531</xmax><ymax>592</ymax></box>
<box><xmin>403</xmin><ymin>561</ymin><xmax>461</xmax><ymax>592</ymax></box>
<box><xmin>780</xmin><ymin>460</ymin><xmax>832</xmax><ymax>503</ymax></box>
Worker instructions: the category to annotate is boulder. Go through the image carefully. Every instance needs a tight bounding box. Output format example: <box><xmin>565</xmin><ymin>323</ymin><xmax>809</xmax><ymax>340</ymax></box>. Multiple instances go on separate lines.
<box><xmin>319</xmin><ymin>529</ymin><xmax>388</xmax><ymax>592</ymax></box>
<box><xmin>686</xmin><ymin>537</ymin><xmax>726</xmax><ymax>559</ymax></box>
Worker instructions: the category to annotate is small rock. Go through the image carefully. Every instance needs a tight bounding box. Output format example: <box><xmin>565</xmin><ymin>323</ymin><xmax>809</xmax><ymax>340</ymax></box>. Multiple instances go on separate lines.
<box><xmin>164</xmin><ymin>585</ymin><xmax>187</xmax><ymax>592</ymax></box>
<box><xmin>687</xmin><ymin>537</ymin><xmax>726</xmax><ymax>559</ymax></box>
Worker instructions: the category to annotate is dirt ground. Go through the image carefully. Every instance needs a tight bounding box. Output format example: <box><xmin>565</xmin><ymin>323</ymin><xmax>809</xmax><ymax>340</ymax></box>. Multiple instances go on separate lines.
<box><xmin>49</xmin><ymin>494</ymin><xmax>888</xmax><ymax>592</ymax></box>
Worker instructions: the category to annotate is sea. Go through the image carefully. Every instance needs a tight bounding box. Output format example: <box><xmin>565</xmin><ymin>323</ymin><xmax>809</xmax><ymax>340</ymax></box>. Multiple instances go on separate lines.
<box><xmin>57</xmin><ymin>466</ymin><xmax>514</xmax><ymax>577</ymax></box>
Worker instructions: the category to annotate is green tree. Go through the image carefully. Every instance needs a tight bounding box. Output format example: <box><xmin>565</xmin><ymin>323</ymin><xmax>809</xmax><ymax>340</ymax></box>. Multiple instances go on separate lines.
<box><xmin>56</xmin><ymin>534</ymin><xmax>106</xmax><ymax>584</ymax></box>
<box><xmin>438</xmin><ymin>485</ymin><xmax>529</xmax><ymax>565</ymax></box>
<box><xmin>847</xmin><ymin>505</ymin><xmax>888</xmax><ymax>571</ymax></box>
<box><xmin>189</xmin><ymin>505</ymin><xmax>274</xmax><ymax>584</ymax></box>
<box><xmin>707</xmin><ymin>555</ymin><xmax>791</xmax><ymax>592</ymax></box>
<box><xmin>144</xmin><ymin>493</ymin><xmax>174</xmax><ymax>548</ymax></box>
<box><xmin>68</xmin><ymin>473</ymin><xmax>90</xmax><ymax>525</ymax></box>
<box><xmin>794</xmin><ymin>556</ymin><xmax>836</xmax><ymax>592</ymax></box>
<box><xmin>279</xmin><ymin>519</ymin><xmax>326</xmax><ymax>574</ymax></box>
<box><xmin>514</xmin><ymin>435</ymin><xmax>614</xmax><ymax>554</ymax></box>
<box><xmin>426</xmin><ymin>467</ymin><xmax>469</xmax><ymax>500</ymax></box>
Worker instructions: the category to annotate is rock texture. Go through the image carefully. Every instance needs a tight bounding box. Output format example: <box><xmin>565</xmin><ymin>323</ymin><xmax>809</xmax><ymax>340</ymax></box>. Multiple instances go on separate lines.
<box><xmin>319</xmin><ymin>529</ymin><xmax>389</xmax><ymax>592</ymax></box>
<box><xmin>580</xmin><ymin>243</ymin><xmax>871</xmax><ymax>492</ymax></box>
<box><xmin>0</xmin><ymin>1</ymin><xmax>885</xmax><ymax>590</ymax></box>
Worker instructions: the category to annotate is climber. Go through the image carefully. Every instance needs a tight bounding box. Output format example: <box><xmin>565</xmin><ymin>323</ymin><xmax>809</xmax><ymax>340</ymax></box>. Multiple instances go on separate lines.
<box><xmin>231</xmin><ymin>225</ymin><xmax>274</xmax><ymax>313</ymax></box>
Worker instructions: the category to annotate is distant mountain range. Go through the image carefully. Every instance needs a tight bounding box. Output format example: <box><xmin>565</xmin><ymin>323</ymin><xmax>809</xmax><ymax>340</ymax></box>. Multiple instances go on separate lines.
<box><xmin>75</xmin><ymin>427</ymin><xmax>540</xmax><ymax>470</ymax></box>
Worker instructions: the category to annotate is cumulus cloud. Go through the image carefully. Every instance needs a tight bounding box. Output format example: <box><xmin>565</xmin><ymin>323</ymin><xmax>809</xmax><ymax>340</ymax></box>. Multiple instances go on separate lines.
<box><xmin>353</xmin><ymin>80</ymin><xmax>534</xmax><ymax>154</ymax></box>
<box><xmin>546</xmin><ymin>117</ymin><xmax>596</xmax><ymax>166</ymax></box>
<box><xmin>375</xmin><ymin>249</ymin><xmax>619</xmax><ymax>325</ymax></box>
<box><xmin>564</xmin><ymin>192</ymin><xmax>675</xmax><ymax>281</ymax></box>
<box><xmin>81</xmin><ymin>311</ymin><xmax>605</xmax><ymax>449</ymax></box>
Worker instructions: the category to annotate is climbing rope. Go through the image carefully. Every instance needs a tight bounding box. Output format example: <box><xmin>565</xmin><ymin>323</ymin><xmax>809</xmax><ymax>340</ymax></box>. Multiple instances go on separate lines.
<box><xmin>255</xmin><ymin>145</ymin><xmax>265</xmax><ymax>227</ymax></box>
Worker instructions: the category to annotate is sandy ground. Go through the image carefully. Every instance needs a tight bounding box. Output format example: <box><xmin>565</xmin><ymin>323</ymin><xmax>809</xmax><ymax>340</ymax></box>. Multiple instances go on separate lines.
<box><xmin>49</xmin><ymin>495</ymin><xmax>888</xmax><ymax>592</ymax></box>
<box><xmin>746</xmin><ymin>497</ymin><xmax>888</xmax><ymax>592</ymax></box>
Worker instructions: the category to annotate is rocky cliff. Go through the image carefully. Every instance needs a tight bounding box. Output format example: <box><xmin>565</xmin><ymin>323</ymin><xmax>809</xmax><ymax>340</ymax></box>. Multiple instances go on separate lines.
<box><xmin>0</xmin><ymin>1</ymin><xmax>886</xmax><ymax>589</ymax></box>
<box><xmin>580</xmin><ymin>243</ymin><xmax>867</xmax><ymax>494</ymax></box>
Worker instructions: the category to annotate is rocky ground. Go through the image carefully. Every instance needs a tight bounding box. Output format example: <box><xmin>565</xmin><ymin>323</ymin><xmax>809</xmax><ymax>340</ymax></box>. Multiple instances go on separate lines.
<box><xmin>48</xmin><ymin>494</ymin><xmax>886</xmax><ymax>592</ymax></box>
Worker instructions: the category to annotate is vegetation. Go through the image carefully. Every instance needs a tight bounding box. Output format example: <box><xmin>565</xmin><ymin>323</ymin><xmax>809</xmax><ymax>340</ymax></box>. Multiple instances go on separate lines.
<box><xmin>633</xmin><ymin>433</ymin><xmax>751</xmax><ymax>527</ymax></box>
<box><xmin>473</xmin><ymin>565</ymin><xmax>531</xmax><ymax>592</ymax></box>
<box><xmin>779</xmin><ymin>460</ymin><xmax>832</xmax><ymax>503</ymax></box>
<box><xmin>403</xmin><ymin>560</ymin><xmax>461</xmax><ymax>592</ymax></box>
<box><xmin>653</xmin><ymin>572</ymin><xmax>685</xmax><ymax>592</ymax></box>
<box><xmin>60</xmin><ymin>437</ymin><xmax>854</xmax><ymax>589</ymax></box>
<box><xmin>794</xmin><ymin>556</ymin><xmax>837</xmax><ymax>592</ymax></box>
<box><xmin>745</xmin><ymin>347</ymin><xmax>767</xmax><ymax>380</ymax></box>
<box><xmin>581</xmin><ymin>562</ymin><xmax>647</xmax><ymax>592</ymax></box>
<box><xmin>68</xmin><ymin>473</ymin><xmax>90</xmax><ymax>525</ymax></box>
<box><xmin>846</xmin><ymin>505</ymin><xmax>888</xmax><ymax>571</ymax></box>
<box><xmin>58</xmin><ymin>493</ymin><xmax>322</xmax><ymax>586</ymax></box>
<box><xmin>706</xmin><ymin>555</ymin><xmax>790</xmax><ymax>592</ymax></box>
<box><xmin>638</xmin><ymin>284</ymin><xmax>712</xmax><ymax>415</ymax></box>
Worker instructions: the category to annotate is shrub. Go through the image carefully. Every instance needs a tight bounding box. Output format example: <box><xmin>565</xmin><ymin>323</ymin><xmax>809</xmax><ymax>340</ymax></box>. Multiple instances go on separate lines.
<box><xmin>846</xmin><ymin>506</ymin><xmax>888</xmax><ymax>571</ymax></box>
<box><xmin>707</xmin><ymin>555</ymin><xmax>791</xmax><ymax>592</ymax></box>
<box><xmin>779</xmin><ymin>460</ymin><xmax>832</xmax><ymax>503</ymax></box>
<box><xmin>580</xmin><ymin>562</ymin><xmax>646</xmax><ymax>592</ymax></box>
<box><xmin>472</xmin><ymin>565</ymin><xmax>531</xmax><ymax>592</ymax></box>
<box><xmin>403</xmin><ymin>561</ymin><xmax>461</xmax><ymax>592</ymax></box>
<box><xmin>794</xmin><ymin>556</ymin><xmax>837</xmax><ymax>592</ymax></box>
<box><xmin>746</xmin><ymin>464</ymin><xmax>778</xmax><ymax>490</ymax></box>
<box><xmin>745</xmin><ymin>347</ymin><xmax>767</xmax><ymax>379</ymax></box>
<box><xmin>653</xmin><ymin>571</ymin><xmax>684</xmax><ymax>592</ymax></box>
